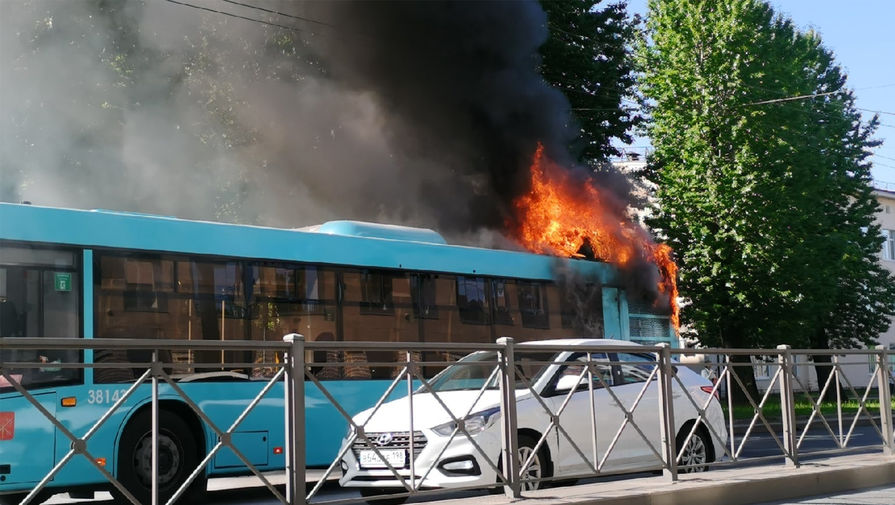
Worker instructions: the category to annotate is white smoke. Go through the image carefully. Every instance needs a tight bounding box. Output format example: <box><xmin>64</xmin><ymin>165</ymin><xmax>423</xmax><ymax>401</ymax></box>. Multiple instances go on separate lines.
<box><xmin>1</xmin><ymin>2</ymin><xmax>428</xmax><ymax>227</ymax></box>
<box><xmin>1</xmin><ymin>0</ymin><xmax>568</xmax><ymax>249</ymax></box>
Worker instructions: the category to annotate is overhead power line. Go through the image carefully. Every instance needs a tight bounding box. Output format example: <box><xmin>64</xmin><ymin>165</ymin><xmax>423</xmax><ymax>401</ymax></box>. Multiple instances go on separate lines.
<box><xmin>219</xmin><ymin>0</ymin><xmax>336</xmax><ymax>29</ymax></box>
<box><xmin>164</xmin><ymin>0</ymin><xmax>303</xmax><ymax>33</ymax></box>
<box><xmin>857</xmin><ymin>107</ymin><xmax>895</xmax><ymax>117</ymax></box>
<box><xmin>738</xmin><ymin>83</ymin><xmax>894</xmax><ymax>125</ymax></box>
<box><xmin>858</xmin><ymin>82</ymin><xmax>895</xmax><ymax>91</ymax></box>
<box><xmin>745</xmin><ymin>89</ymin><xmax>847</xmax><ymax>106</ymax></box>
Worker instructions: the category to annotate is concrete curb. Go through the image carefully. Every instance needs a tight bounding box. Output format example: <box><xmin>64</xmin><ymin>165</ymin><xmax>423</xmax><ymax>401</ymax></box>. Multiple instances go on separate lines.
<box><xmin>434</xmin><ymin>454</ymin><xmax>895</xmax><ymax>505</ymax></box>
<box><xmin>570</xmin><ymin>459</ymin><xmax>895</xmax><ymax>505</ymax></box>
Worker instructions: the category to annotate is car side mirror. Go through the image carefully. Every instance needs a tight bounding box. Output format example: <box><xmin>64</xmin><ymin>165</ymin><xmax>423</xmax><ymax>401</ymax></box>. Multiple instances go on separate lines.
<box><xmin>556</xmin><ymin>374</ymin><xmax>584</xmax><ymax>391</ymax></box>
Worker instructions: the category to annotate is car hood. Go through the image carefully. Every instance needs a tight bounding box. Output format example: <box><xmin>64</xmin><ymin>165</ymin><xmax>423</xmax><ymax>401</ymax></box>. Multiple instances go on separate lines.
<box><xmin>353</xmin><ymin>389</ymin><xmax>517</xmax><ymax>433</ymax></box>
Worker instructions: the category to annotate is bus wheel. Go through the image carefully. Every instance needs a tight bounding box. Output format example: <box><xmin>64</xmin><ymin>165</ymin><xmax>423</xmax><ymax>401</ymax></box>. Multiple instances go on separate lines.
<box><xmin>116</xmin><ymin>409</ymin><xmax>206</xmax><ymax>504</ymax></box>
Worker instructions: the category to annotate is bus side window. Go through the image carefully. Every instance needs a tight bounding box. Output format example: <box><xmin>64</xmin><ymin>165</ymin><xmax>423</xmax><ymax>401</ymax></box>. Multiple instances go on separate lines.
<box><xmin>518</xmin><ymin>281</ymin><xmax>549</xmax><ymax>329</ymax></box>
<box><xmin>457</xmin><ymin>276</ymin><xmax>490</xmax><ymax>325</ymax></box>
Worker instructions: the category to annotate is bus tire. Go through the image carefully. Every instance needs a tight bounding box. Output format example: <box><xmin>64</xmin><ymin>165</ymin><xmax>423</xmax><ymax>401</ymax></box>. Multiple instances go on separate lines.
<box><xmin>115</xmin><ymin>408</ymin><xmax>206</xmax><ymax>504</ymax></box>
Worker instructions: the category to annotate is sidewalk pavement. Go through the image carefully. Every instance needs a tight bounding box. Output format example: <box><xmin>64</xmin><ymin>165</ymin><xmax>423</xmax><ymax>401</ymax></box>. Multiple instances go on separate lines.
<box><xmin>431</xmin><ymin>453</ymin><xmax>895</xmax><ymax>505</ymax></box>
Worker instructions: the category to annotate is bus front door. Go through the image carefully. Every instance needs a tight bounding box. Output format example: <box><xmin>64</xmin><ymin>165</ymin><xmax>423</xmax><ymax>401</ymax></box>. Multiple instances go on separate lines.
<box><xmin>0</xmin><ymin>392</ymin><xmax>58</xmax><ymax>491</ymax></box>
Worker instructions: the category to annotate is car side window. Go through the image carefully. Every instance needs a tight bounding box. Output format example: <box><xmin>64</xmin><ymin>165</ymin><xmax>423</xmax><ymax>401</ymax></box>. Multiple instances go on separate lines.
<box><xmin>617</xmin><ymin>352</ymin><xmax>658</xmax><ymax>384</ymax></box>
<box><xmin>554</xmin><ymin>352</ymin><xmax>613</xmax><ymax>392</ymax></box>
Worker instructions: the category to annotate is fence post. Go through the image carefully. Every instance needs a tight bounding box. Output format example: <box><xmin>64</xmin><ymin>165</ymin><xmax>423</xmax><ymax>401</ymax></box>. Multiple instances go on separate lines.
<box><xmin>283</xmin><ymin>334</ymin><xmax>307</xmax><ymax>505</ymax></box>
<box><xmin>656</xmin><ymin>343</ymin><xmax>677</xmax><ymax>481</ymax></box>
<box><xmin>875</xmin><ymin>346</ymin><xmax>894</xmax><ymax>456</ymax></box>
<box><xmin>151</xmin><ymin>349</ymin><xmax>160</xmax><ymax>505</ymax></box>
<box><xmin>407</xmin><ymin>349</ymin><xmax>416</xmax><ymax>493</ymax></box>
<box><xmin>496</xmin><ymin>337</ymin><xmax>520</xmax><ymax>498</ymax></box>
<box><xmin>777</xmin><ymin>344</ymin><xmax>799</xmax><ymax>468</ymax></box>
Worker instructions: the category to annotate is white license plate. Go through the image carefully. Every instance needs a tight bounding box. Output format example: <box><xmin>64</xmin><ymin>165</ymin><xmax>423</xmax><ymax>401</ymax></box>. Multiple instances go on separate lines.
<box><xmin>359</xmin><ymin>449</ymin><xmax>406</xmax><ymax>469</ymax></box>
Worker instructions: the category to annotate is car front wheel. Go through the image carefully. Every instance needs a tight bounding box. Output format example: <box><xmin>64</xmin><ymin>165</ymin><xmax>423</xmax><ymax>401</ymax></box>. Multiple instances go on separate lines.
<box><xmin>517</xmin><ymin>434</ymin><xmax>551</xmax><ymax>491</ymax></box>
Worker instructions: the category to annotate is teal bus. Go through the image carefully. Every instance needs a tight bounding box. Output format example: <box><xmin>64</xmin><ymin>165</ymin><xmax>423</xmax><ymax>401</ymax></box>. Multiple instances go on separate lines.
<box><xmin>0</xmin><ymin>202</ymin><xmax>675</xmax><ymax>503</ymax></box>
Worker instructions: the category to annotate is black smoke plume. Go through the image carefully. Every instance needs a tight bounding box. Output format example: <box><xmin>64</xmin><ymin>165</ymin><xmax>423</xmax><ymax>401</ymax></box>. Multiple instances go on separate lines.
<box><xmin>300</xmin><ymin>1</ymin><xmax>578</xmax><ymax>233</ymax></box>
<box><xmin>0</xmin><ymin>0</ymin><xmax>636</xmax><ymax>245</ymax></box>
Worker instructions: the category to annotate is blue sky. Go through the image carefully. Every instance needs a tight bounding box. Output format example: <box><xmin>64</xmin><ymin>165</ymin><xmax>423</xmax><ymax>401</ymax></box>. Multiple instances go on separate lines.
<box><xmin>624</xmin><ymin>0</ymin><xmax>895</xmax><ymax>183</ymax></box>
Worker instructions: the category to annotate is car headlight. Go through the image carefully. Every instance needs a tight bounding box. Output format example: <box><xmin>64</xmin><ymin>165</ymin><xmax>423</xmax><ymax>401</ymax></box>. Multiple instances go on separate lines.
<box><xmin>432</xmin><ymin>407</ymin><xmax>501</xmax><ymax>437</ymax></box>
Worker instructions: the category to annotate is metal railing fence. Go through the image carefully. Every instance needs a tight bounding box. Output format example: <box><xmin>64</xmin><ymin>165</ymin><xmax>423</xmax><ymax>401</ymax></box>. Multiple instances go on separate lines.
<box><xmin>0</xmin><ymin>336</ymin><xmax>893</xmax><ymax>505</ymax></box>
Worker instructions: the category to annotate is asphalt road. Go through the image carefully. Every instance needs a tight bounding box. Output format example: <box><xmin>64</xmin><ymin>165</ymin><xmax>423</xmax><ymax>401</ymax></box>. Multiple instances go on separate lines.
<box><xmin>42</xmin><ymin>423</ymin><xmax>889</xmax><ymax>505</ymax></box>
<box><xmin>753</xmin><ymin>484</ymin><xmax>895</xmax><ymax>505</ymax></box>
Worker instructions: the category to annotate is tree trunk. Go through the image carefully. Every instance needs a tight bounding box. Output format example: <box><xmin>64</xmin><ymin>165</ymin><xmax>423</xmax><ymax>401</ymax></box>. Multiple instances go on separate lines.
<box><xmin>728</xmin><ymin>354</ymin><xmax>761</xmax><ymax>406</ymax></box>
<box><xmin>811</xmin><ymin>353</ymin><xmax>843</xmax><ymax>401</ymax></box>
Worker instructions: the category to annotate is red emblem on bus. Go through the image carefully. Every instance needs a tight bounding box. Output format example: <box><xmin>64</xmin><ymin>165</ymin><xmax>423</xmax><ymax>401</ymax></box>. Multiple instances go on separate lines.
<box><xmin>0</xmin><ymin>412</ymin><xmax>13</xmax><ymax>440</ymax></box>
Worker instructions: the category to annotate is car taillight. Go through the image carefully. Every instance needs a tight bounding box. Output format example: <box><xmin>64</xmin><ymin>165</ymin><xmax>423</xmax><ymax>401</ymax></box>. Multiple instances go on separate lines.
<box><xmin>700</xmin><ymin>385</ymin><xmax>719</xmax><ymax>400</ymax></box>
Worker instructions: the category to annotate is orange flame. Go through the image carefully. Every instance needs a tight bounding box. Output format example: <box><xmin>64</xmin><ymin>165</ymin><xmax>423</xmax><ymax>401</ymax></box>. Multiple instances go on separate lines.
<box><xmin>512</xmin><ymin>143</ymin><xmax>680</xmax><ymax>331</ymax></box>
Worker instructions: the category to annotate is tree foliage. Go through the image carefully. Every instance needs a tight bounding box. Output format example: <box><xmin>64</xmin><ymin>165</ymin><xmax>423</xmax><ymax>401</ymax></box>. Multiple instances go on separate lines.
<box><xmin>638</xmin><ymin>0</ymin><xmax>895</xmax><ymax>353</ymax></box>
<box><xmin>539</xmin><ymin>0</ymin><xmax>639</xmax><ymax>163</ymax></box>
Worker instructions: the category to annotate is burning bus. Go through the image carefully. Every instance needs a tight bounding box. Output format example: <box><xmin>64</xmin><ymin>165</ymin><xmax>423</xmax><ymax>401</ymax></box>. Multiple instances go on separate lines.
<box><xmin>0</xmin><ymin>189</ymin><xmax>676</xmax><ymax>503</ymax></box>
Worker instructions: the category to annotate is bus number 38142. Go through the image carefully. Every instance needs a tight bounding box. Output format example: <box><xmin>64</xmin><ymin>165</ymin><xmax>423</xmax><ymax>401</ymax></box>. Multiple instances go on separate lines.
<box><xmin>86</xmin><ymin>389</ymin><xmax>128</xmax><ymax>405</ymax></box>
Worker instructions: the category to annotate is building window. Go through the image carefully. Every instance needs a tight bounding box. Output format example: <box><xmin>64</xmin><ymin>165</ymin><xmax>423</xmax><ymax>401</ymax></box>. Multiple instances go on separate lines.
<box><xmin>882</xmin><ymin>229</ymin><xmax>895</xmax><ymax>261</ymax></box>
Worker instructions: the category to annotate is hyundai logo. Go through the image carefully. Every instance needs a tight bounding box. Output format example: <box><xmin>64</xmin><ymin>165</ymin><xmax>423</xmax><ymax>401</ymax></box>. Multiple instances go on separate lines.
<box><xmin>375</xmin><ymin>433</ymin><xmax>394</xmax><ymax>446</ymax></box>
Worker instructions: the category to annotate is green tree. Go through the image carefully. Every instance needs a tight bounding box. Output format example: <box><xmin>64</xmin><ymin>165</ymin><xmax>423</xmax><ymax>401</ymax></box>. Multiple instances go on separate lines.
<box><xmin>539</xmin><ymin>0</ymin><xmax>639</xmax><ymax>163</ymax></box>
<box><xmin>638</xmin><ymin>0</ymin><xmax>895</xmax><ymax>399</ymax></box>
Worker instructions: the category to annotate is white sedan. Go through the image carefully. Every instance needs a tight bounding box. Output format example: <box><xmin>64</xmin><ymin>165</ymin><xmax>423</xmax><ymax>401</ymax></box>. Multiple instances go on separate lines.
<box><xmin>338</xmin><ymin>339</ymin><xmax>726</xmax><ymax>499</ymax></box>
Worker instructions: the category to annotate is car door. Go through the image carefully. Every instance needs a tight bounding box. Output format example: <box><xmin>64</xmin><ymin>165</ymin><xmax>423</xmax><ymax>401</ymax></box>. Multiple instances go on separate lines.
<box><xmin>608</xmin><ymin>351</ymin><xmax>664</xmax><ymax>469</ymax></box>
<box><xmin>544</xmin><ymin>352</ymin><xmax>622</xmax><ymax>476</ymax></box>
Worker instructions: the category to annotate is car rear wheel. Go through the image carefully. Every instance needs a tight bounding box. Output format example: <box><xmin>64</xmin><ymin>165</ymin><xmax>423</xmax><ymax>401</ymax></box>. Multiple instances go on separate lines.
<box><xmin>676</xmin><ymin>425</ymin><xmax>711</xmax><ymax>473</ymax></box>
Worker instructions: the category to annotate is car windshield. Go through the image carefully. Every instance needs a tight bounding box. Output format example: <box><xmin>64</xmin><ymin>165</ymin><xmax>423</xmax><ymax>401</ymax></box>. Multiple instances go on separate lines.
<box><xmin>424</xmin><ymin>351</ymin><xmax>556</xmax><ymax>392</ymax></box>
